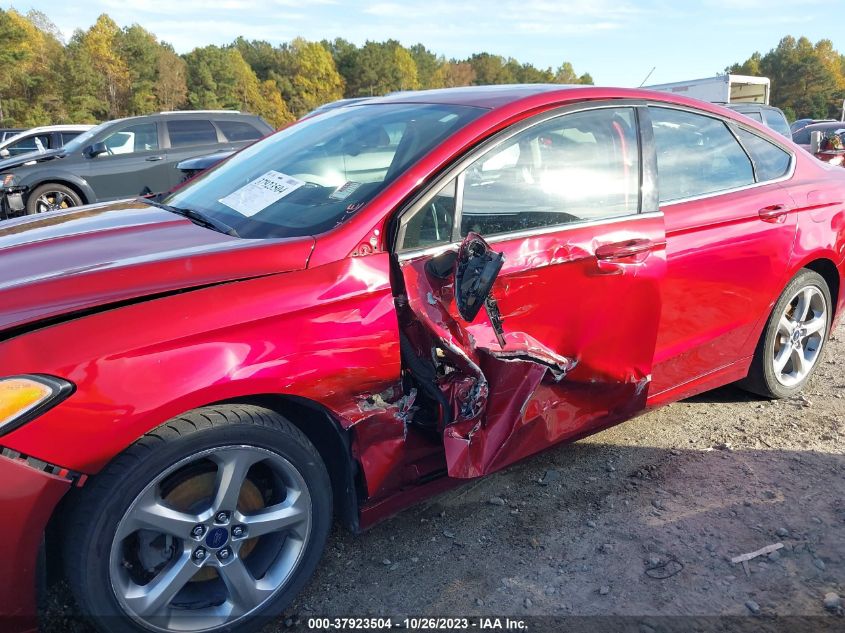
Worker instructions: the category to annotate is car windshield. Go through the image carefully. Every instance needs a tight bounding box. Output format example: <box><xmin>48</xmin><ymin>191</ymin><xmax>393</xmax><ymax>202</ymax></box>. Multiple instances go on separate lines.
<box><xmin>61</xmin><ymin>120</ymin><xmax>122</xmax><ymax>154</ymax></box>
<box><xmin>163</xmin><ymin>103</ymin><xmax>485</xmax><ymax>239</ymax></box>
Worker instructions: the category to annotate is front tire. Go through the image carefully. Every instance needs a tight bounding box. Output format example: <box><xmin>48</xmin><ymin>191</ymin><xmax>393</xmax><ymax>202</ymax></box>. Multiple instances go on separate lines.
<box><xmin>64</xmin><ymin>405</ymin><xmax>332</xmax><ymax>633</ymax></box>
<box><xmin>741</xmin><ymin>269</ymin><xmax>832</xmax><ymax>399</ymax></box>
<box><xmin>25</xmin><ymin>182</ymin><xmax>82</xmax><ymax>214</ymax></box>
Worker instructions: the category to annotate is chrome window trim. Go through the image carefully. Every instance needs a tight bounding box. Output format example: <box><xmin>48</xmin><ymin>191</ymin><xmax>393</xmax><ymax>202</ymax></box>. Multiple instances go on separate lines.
<box><xmin>647</xmin><ymin>102</ymin><xmax>797</xmax><ymax>208</ymax></box>
<box><xmin>394</xmin><ymin>100</ymin><xmax>650</xmax><ymax>254</ymax></box>
<box><xmin>397</xmin><ymin>210</ymin><xmax>664</xmax><ymax>262</ymax></box>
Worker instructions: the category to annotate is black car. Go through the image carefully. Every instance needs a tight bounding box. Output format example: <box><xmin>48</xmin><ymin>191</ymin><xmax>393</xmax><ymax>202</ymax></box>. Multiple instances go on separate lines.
<box><xmin>725</xmin><ymin>103</ymin><xmax>791</xmax><ymax>138</ymax></box>
<box><xmin>0</xmin><ymin>111</ymin><xmax>273</xmax><ymax>218</ymax></box>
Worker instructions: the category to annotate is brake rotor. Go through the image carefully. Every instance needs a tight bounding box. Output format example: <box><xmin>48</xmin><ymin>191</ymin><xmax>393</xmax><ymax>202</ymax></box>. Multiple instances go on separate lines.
<box><xmin>164</xmin><ymin>471</ymin><xmax>265</xmax><ymax>582</ymax></box>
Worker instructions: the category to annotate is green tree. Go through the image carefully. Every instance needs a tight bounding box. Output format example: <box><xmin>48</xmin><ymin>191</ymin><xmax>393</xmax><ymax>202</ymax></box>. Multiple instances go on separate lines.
<box><xmin>343</xmin><ymin>40</ymin><xmax>418</xmax><ymax>96</ymax></box>
<box><xmin>276</xmin><ymin>37</ymin><xmax>344</xmax><ymax>117</ymax></box>
<box><xmin>729</xmin><ymin>36</ymin><xmax>845</xmax><ymax>119</ymax></box>
<box><xmin>468</xmin><ymin>53</ymin><xmax>515</xmax><ymax>85</ymax></box>
<box><xmin>409</xmin><ymin>44</ymin><xmax>445</xmax><ymax>89</ymax></box>
<box><xmin>155</xmin><ymin>46</ymin><xmax>187</xmax><ymax>111</ymax></box>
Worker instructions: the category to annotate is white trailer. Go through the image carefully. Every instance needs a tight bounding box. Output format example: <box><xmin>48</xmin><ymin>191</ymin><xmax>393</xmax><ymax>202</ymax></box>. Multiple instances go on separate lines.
<box><xmin>645</xmin><ymin>74</ymin><xmax>770</xmax><ymax>105</ymax></box>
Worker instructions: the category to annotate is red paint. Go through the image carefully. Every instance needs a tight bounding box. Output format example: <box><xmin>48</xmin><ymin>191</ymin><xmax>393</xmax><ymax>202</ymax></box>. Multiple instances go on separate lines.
<box><xmin>0</xmin><ymin>455</ymin><xmax>70</xmax><ymax>631</ymax></box>
<box><xmin>0</xmin><ymin>86</ymin><xmax>844</xmax><ymax>621</ymax></box>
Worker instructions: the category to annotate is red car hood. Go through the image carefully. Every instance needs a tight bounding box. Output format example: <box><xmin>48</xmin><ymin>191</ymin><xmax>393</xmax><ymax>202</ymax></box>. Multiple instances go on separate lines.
<box><xmin>0</xmin><ymin>201</ymin><xmax>315</xmax><ymax>333</ymax></box>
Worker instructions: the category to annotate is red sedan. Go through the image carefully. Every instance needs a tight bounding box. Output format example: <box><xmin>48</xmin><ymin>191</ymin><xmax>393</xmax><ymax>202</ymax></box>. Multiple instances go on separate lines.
<box><xmin>1</xmin><ymin>85</ymin><xmax>844</xmax><ymax>633</ymax></box>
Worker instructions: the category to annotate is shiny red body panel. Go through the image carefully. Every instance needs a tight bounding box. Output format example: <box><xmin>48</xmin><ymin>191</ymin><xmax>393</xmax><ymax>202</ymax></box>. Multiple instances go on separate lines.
<box><xmin>1</xmin><ymin>85</ymin><xmax>845</xmax><ymax>623</ymax></box>
<box><xmin>0</xmin><ymin>455</ymin><xmax>70</xmax><ymax>632</ymax></box>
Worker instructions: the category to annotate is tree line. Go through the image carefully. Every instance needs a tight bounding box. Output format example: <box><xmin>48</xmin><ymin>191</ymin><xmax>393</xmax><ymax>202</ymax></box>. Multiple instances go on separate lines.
<box><xmin>0</xmin><ymin>9</ymin><xmax>593</xmax><ymax>128</ymax></box>
<box><xmin>728</xmin><ymin>36</ymin><xmax>845</xmax><ymax>120</ymax></box>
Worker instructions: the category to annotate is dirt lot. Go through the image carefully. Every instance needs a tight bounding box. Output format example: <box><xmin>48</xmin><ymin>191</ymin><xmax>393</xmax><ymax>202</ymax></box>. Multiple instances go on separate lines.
<box><xmin>44</xmin><ymin>329</ymin><xmax>844</xmax><ymax>631</ymax></box>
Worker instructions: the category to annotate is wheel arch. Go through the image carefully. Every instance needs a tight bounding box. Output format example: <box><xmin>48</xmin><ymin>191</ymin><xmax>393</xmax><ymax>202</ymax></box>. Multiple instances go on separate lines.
<box><xmin>24</xmin><ymin>175</ymin><xmax>94</xmax><ymax>206</ymax></box>
<box><xmin>212</xmin><ymin>393</ymin><xmax>363</xmax><ymax>533</ymax></box>
<box><xmin>802</xmin><ymin>257</ymin><xmax>840</xmax><ymax>317</ymax></box>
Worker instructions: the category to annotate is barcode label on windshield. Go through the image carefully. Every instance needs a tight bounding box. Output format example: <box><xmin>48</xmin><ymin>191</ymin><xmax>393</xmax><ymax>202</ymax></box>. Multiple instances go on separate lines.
<box><xmin>219</xmin><ymin>171</ymin><xmax>305</xmax><ymax>217</ymax></box>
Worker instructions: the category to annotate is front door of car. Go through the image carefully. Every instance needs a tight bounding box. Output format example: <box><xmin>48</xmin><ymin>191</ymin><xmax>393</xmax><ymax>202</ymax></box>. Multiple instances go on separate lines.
<box><xmin>85</xmin><ymin>122</ymin><xmax>170</xmax><ymax>200</ymax></box>
<box><xmin>393</xmin><ymin>104</ymin><xmax>667</xmax><ymax>478</ymax></box>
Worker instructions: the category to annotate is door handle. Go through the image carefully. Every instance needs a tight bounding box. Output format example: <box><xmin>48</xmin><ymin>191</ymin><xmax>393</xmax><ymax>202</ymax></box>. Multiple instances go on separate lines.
<box><xmin>758</xmin><ymin>204</ymin><xmax>789</xmax><ymax>223</ymax></box>
<box><xmin>595</xmin><ymin>238</ymin><xmax>656</xmax><ymax>261</ymax></box>
<box><xmin>145</xmin><ymin>155</ymin><xmax>165</xmax><ymax>162</ymax></box>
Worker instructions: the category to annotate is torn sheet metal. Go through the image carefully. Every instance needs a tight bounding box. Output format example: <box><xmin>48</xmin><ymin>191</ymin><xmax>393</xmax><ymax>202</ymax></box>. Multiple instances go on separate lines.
<box><xmin>398</xmin><ymin>216</ymin><xmax>663</xmax><ymax>479</ymax></box>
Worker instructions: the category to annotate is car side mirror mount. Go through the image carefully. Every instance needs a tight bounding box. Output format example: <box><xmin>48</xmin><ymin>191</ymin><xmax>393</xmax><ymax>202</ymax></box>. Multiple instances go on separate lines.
<box><xmin>85</xmin><ymin>142</ymin><xmax>107</xmax><ymax>158</ymax></box>
<box><xmin>454</xmin><ymin>232</ymin><xmax>507</xmax><ymax>347</ymax></box>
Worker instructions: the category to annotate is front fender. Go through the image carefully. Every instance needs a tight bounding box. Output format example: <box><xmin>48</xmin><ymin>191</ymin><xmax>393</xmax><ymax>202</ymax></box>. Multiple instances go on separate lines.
<box><xmin>17</xmin><ymin>169</ymin><xmax>96</xmax><ymax>204</ymax></box>
<box><xmin>0</xmin><ymin>254</ymin><xmax>401</xmax><ymax>473</ymax></box>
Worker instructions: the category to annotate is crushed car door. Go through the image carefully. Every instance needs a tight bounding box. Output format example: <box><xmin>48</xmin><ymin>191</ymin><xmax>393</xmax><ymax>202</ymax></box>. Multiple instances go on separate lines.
<box><xmin>394</xmin><ymin>104</ymin><xmax>666</xmax><ymax>478</ymax></box>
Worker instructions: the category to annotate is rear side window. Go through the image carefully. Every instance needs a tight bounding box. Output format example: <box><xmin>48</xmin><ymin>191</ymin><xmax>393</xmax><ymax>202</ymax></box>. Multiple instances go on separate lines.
<box><xmin>763</xmin><ymin>109</ymin><xmax>791</xmax><ymax>138</ymax></box>
<box><xmin>734</xmin><ymin>128</ymin><xmax>792</xmax><ymax>182</ymax></box>
<box><xmin>61</xmin><ymin>132</ymin><xmax>82</xmax><ymax>145</ymax></box>
<box><xmin>650</xmin><ymin>107</ymin><xmax>754</xmax><ymax>203</ymax></box>
<box><xmin>216</xmin><ymin>120</ymin><xmax>263</xmax><ymax>142</ymax></box>
<box><xmin>167</xmin><ymin>119</ymin><xmax>218</xmax><ymax>147</ymax></box>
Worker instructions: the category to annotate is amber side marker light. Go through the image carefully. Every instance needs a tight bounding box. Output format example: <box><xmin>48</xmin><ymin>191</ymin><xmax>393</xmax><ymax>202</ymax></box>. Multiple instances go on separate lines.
<box><xmin>0</xmin><ymin>375</ymin><xmax>74</xmax><ymax>436</ymax></box>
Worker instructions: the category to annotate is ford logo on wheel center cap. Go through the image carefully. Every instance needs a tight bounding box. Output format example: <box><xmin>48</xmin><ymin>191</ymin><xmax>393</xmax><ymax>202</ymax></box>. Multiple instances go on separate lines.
<box><xmin>205</xmin><ymin>527</ymin><xmax>229</xmax><ymax>549</ymax></box>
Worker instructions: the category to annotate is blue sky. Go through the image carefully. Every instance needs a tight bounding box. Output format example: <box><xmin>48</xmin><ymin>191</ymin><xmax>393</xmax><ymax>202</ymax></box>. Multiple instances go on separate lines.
<box><xmin>6</xmin><ymin>0</ymin><xmax>844</xmax><ymax>86</ymax></box>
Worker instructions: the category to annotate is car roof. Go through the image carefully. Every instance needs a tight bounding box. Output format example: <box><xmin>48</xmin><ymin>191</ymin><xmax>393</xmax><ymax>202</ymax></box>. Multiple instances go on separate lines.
<box><xmin>9</xmin><ymin>124</ymin><xmax>94</xmax><ymax>134</ymax></box>
<box><xmin>360</xmin><ymin>85</ymin><xmax>777</xmax><ymax>124</ymax></box>
<box><xmin>802</xmin><ymin>121</ymin><xmax>845</xmax><ymax>132</ymax></box>
<box><xmin>725</xmin><ymin>103</ymin><xmax>782</xmax><ymax>112</ymax></box>
<box><xmin>371</xmin><ymin>84</ymin><xmax>584</xmax><ymax>109</ymax></box>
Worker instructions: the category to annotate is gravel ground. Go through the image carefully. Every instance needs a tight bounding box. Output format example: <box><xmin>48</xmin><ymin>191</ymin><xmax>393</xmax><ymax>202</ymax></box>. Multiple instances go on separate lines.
<box><xmin>43</xmin><ymin>328</ymin><xmax>845</xmax><ymax>631</ymax></box>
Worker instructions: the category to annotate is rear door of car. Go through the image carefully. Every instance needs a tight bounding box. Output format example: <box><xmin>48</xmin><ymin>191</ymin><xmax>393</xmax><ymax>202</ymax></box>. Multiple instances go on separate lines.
<box><xmin>393</xmin><ymin>102</ymin><xmax>667</xmax><ymax>477</ymax></box>
<box><xmin>84</xmin><ymin>120</ymin><xmax>170</xmax><ymax>200</ymax></box>
<box><xmin>646</xmin><ymin>105</ymin><xmax>798</xmax><ymax>401</ymax></box>
<box><xmin>162</xmin><ymin>117</ymin><xmax>263</xmax><ymax>189</ymax></box>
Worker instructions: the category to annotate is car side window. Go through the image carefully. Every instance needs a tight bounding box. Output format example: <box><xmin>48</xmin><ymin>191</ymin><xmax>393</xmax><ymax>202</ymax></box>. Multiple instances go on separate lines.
<box><xmin>215</xmin><ymin>120</ymin><xmax>263</xmax><ymax>142</ymax></box>
<box><xmin>400</xmin><ymin>178</ymin><xmax>457</xmax><ymax>250</ymax></box>
<box><xmin>763</xmin><ymin>110</ymin><xmax>791</xmax><ymax>138</ymax></box>
<box><xmin>61</xmin><ymin>132</ymin><xmax>82</xmax><ymax>145</ymax></box>
<box><xmin>734</xmin><ymin>128</ymin><xmax>791</xmax><ymax>182</ymax></box>
<box><xmin>168</xmin><ymin>119</ymin><xmax>218</xmax><ymax>147</ymax></box>
<box><xmin>650</xmin><ymin>107</ymin><xmax>754</xmax><ymax>203</ymax></box>
<box><xmin>7</xmin><ymin>134</ymin><xmax>50</xmax><ymax>155</ymax></box>
<box><xmin>102</xmin><ymin>123</ymin><xmax>159</xmax><ymax>155</ymax></box>
<box><xmin>459</xmin><ymin>107</ymin><xmax>641</xmax><ymax>238</ymax></box>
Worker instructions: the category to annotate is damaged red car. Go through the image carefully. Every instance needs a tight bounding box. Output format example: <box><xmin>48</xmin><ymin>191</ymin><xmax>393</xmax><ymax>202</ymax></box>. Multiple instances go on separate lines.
<box><xmin>2</xmin><ymin>85</ymin><xmax>845</xmax><ymax>633</ymax></box>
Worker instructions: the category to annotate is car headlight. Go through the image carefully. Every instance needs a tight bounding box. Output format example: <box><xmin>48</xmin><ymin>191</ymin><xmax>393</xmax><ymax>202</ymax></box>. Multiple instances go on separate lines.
<box><xmin>1</xmin><ymin>173</ymin><xmax>16</xmax><ymax>187</ymax></box>
<box><xmin>0</xmin><ymin>375</ymin><xmax>74</xmax><ymax>436</ymax></box>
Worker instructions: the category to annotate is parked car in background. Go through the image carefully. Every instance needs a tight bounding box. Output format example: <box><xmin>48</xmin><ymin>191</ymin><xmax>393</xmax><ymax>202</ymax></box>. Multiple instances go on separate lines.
<box><xmin>792</xmin><ymin>121</ymin><xmax>845</xmax><ymax>168</ymax></box>
<box><xmin>1</xmin><ymin>85</ymin><xmax>844</xmax><ymax>633</ymax></box>
<box><xmin>0</xmin><ymin>124</ymin><xmax>94</xmax><ymax>158</ymax></box>
<box><xmin>0</xmin><ymin>111</ymin><xmax>272</xmax><ymax>218</ymax></box>
<box><xmin>175</xmin><ymin>99</ymin><xmax>374</xmax><ymax>181</ymax></box>
<box><xmin>725</xmin><ymin>103</ymin><xmax>791</xmax><ymax>138</ymax></box>
<box><xmin>793</xmin><ymin>120</ymin><xmax>845</xmax><ymax>149</ymax></box>
<box><xmin>0</xmin><ymin>128</ymin><xmax>24</xmax><ymax>142</ymax></box>
<box><xmin>790</xmin><ymin>118</ymin><xmax>837</xmax><ymax>134</ymax></box>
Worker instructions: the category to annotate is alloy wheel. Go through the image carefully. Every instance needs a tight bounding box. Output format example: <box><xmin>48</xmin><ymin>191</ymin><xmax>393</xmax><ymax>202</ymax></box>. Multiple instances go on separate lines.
<box><xmin>772</xmin><ymin>285</ymin><xmax>827</xmax><ymax>388</ymax></box>
<box><xmin>108</xmin><ymin>445</ymin><xmax>312</xmax><ymax>632</ymax></box>
<box><xmin>35</xmin><ymin>190</ymin><xmax>76</xmax><ymax>213</ymax></box>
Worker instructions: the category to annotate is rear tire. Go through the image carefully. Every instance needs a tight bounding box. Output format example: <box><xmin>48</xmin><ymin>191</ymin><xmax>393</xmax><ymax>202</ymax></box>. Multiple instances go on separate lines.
<box><xmin>25</xmin><ymin>182</ymin><xmax>82</xmax><ymax>214</ymax></box>
<box><xmin>64</xmin><ymin>404</ymin><xmax>332</xmax><ymax>633</ymax></box>
<box><xmin>741</xmin><ymin>269</ymin><xmax>831</xmax><ymax>399</ymax></box>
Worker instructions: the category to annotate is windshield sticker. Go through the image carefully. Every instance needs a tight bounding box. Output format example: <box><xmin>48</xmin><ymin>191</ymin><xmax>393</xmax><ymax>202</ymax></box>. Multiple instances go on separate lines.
<box><xmin>219</xmin><ymin>171</ymin><xmax>305</xmax><ymax>217</ymax></box>
<box><xmin>329</xmin><ymin>181</ymin><xmax>362</xmax><ymax>201</ymax></box>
